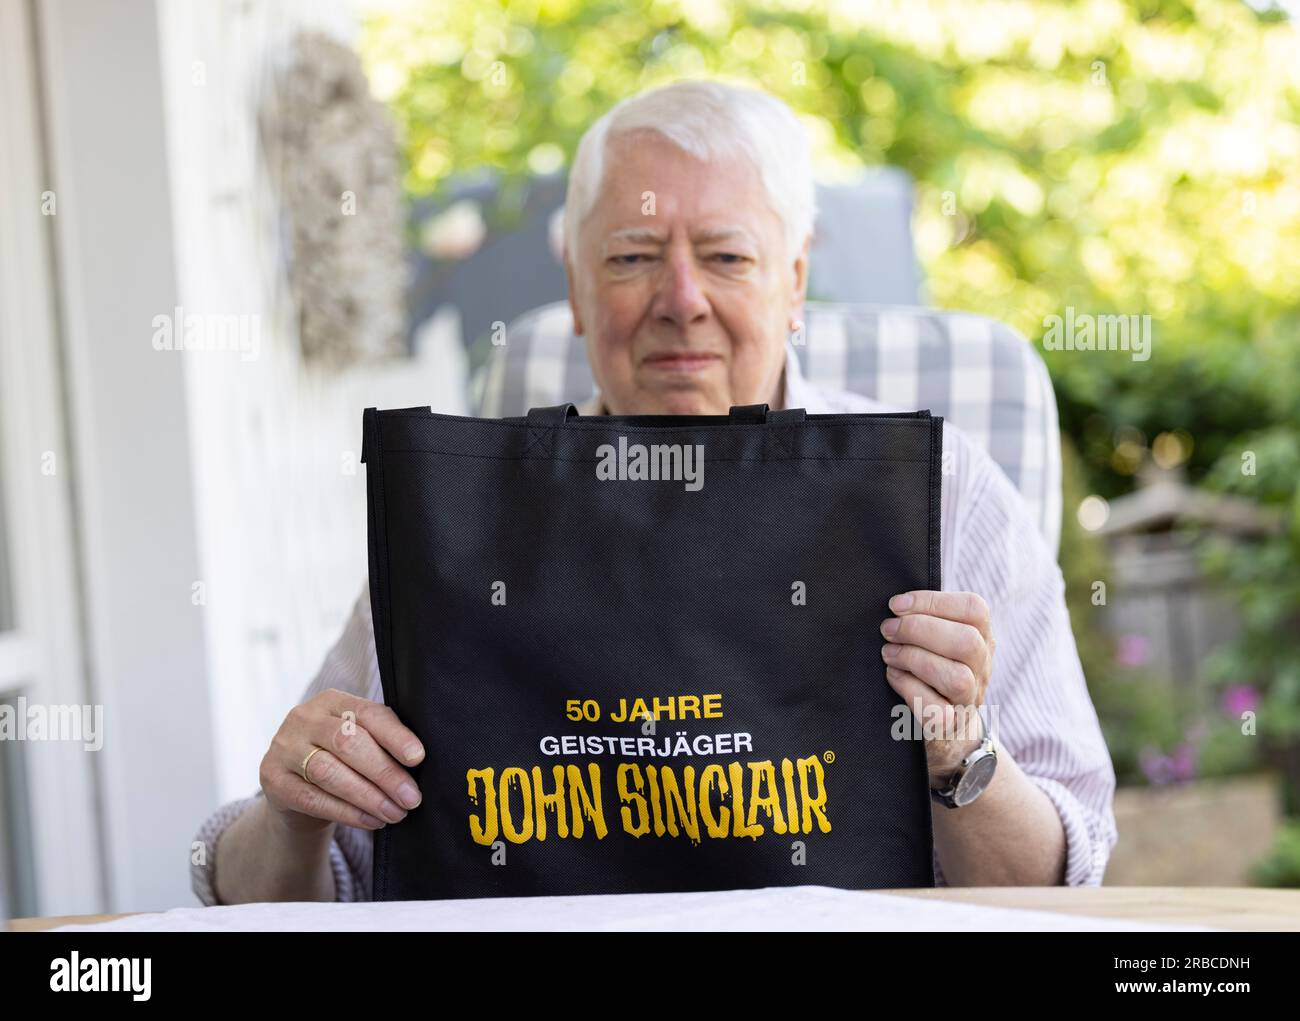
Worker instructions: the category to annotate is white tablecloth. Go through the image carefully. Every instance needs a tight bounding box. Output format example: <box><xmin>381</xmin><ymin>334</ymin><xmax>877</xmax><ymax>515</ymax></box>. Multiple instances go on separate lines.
<box><xmin>51</xmin><ymin>885</ymin><xmax>1217</xmax><ymax>931</ymax></box>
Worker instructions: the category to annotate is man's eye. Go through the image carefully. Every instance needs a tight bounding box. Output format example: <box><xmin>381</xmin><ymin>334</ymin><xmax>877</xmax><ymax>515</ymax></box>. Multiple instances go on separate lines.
<box><xmin>711</xmin><ymin>253</ymin><xmax>747</xmax><ymax>264</ymax></box>
<box><xmin>610</xmin><ymin>254</ymin><xmax>650</xmax><ymax>266</ymax></box>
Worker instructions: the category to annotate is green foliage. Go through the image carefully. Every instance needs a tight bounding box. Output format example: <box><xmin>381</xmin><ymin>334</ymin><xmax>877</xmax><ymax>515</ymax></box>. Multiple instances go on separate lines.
<box><xmin>1195</xmin><ymin>428</ymin><xmax>1300</xmax><ymax>809</ymax></box>
<box><xmin>1250</xmin><ymin>819</ymin><xmax>1300</xmax><ymax>888</ymax></box>
<box><xmin>1058</xmin><ymin>440</ymin><xmax>1120</xmax><ymax>709</ymax></box>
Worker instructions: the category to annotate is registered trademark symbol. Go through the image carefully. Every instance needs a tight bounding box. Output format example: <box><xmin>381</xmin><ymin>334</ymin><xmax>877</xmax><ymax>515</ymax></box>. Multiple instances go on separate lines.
<box><xmin>823</xmin><ymin>750</ymin><xmax>835</xmax><ymax>764</ymax></box>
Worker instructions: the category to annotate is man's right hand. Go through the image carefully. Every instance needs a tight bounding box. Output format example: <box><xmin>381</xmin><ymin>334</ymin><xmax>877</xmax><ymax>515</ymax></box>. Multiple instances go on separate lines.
<box><xmin>259</xmin><ymin>688</ymin><xmax>425</xmax><ymax>832</ymax></box>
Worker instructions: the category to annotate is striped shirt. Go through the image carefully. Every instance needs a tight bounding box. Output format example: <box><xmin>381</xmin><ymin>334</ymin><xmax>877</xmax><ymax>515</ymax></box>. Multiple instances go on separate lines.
<box><xmin>191</xmin><ymin>341</ymin><xmax>1118</xmax><ymax>904</ymax></box>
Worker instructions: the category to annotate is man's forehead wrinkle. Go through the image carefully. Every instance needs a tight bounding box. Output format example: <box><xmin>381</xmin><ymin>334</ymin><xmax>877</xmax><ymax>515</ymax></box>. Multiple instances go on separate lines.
<box><xmin>693</xmin><ymin>225</ymin><xmax>758</xmax><ymax>244</ymax></box>
<box><xmin>601</xmin><ymin>223</ymin><xmax>760</xmax><ymax>253</ymax></box>
<box><xmin>606</xmin><ymin>226</ymin><xmax>666</xmax><ymax>244</ymax></box>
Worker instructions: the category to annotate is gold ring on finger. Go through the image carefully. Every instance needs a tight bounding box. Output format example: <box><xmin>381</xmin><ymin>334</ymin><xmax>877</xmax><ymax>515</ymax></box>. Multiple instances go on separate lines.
<box><xmin>300</xmin><ymin>745</ymin><xmax>326</xmax><ymax>785</ymax></box>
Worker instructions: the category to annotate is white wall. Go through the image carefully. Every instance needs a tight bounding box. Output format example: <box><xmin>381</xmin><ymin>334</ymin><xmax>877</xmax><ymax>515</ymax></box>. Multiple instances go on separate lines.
<box><xmin>0</xmin><ymin>0</ymin><xmax>103</xmax><ymax>918</ymax></box>
<box><xmin>35</xmin><ymin>0</ymin><xmax>467</xmax><ymax>909</ymax></box>
<box><xmin>36</xmin><ymin>0</ymin><xmax>217</xmax><ymax>912</ymax></box>
<box><xmin>152</xmin><ymin>0</ymin><xmax>468</xmax><ymax>814</ymax></box>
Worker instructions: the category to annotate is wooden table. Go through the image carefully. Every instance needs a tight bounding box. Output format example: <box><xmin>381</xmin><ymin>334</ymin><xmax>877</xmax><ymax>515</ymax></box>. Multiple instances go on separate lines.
<box><xmin>882</xmin><ymin>887</ymin><xmax>1300</xmax><ymax>931</ymax></box>
<box><xmin>11</xmin><ymin>912</ymin><xmax>131</xmax><ymax>932</ymax></box>
<box><xmin>10</xmin><ymin>886</ymin><xmax>1300</xmax><ymax>931</ymax></box>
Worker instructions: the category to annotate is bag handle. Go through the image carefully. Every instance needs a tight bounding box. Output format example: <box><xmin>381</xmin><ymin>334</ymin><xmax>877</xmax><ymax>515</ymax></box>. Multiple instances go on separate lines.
<box><xmin>525</xmin><ymin>403</ymin><xmax>580</xmax><ymax>426</ymax></box>
<box><xmin>728</xmin><ymin>404</ymin><xmax>807</xmax><ymax>425</ymax></box>
<box><xmin>522</xmin><ymin>403</ymin><xmax>579</xmax><ymax>459</ymax></box>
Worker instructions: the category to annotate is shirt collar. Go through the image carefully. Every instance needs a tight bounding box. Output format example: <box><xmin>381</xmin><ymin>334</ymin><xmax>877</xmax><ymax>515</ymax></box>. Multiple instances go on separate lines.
<box><xmin>577</xmin><ymin>339</ymin><xmax>818</xmax><ymax>416</ymax></box>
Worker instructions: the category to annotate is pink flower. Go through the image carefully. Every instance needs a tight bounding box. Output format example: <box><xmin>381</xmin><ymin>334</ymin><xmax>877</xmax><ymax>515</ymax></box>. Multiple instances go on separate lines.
<box><xmin>1139</xmin><ymin>743</ymin><xmax>1197</xmax><ymax>786</ymax></box>
<box><xmin>1168</xmin><ymin>743</ymin><xmax>1197</xmax><ymax>782</ymax></box>
<box><xmin>1115</xmin><ymin>634</ymin><xmax>1151</xmax><ymax>668</ymax></box>
<box><xmin>1139</xmin><ymin>745</ymin><xmax>1172</xmax><ymax>785</ymax></box>
<box><xmin>1221</xmin><ymin>684</ymin><xmax>1258</xmax><ymax>718</ymax></box>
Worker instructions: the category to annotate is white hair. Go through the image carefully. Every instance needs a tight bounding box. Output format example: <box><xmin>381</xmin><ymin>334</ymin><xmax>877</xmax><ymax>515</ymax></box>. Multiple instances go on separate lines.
<box><xmin>562</xmin><ymin>79</ymin><xmax>816</xmax><ymax>266</ymax></box>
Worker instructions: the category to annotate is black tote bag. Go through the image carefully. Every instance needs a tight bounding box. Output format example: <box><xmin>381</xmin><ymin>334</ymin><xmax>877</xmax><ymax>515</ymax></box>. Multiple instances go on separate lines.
<box><xmin>361</xmin><ymin>401</ymin><xmax>941</xmax><ymax>900</ymax></box>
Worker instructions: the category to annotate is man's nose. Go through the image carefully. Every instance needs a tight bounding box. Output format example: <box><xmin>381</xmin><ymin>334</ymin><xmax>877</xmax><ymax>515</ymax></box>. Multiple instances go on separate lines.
<box><xmin>651</xmin><ymin>250</ymin><xmax>710</xmax><ymax>329</ymax></box>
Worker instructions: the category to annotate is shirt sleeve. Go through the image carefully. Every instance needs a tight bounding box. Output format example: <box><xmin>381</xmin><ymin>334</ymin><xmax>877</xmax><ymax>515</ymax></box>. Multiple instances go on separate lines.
<box><xmin>933</xmin><ymin>424</ymin><xmax>1118</xmax><ymax>887</ymax></box>
<box><xmin>190</xmin><ymin>579</ymin><xmax>381</xmax><ymax>905</ymax></box>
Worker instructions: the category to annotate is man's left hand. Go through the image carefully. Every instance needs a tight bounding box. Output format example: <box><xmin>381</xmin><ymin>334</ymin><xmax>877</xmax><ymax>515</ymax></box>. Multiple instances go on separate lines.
<box><xmin>880</xmin><ymin>591</ymin><xmax>995</xmax><ymax>785</ymax></box>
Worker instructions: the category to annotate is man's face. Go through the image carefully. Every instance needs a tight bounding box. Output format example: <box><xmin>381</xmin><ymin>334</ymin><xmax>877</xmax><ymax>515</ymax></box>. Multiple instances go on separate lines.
<box><xmin>565</xmin><ymin>131</ymin><xmax>809</xmax><ymax>415</ymax></box>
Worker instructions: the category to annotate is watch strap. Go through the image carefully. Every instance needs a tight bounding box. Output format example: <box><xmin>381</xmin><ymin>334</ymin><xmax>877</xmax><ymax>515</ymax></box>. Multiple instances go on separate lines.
<box><xmin>928</xmin><ymin>710</ymin><xmax>994</xmax><ymax>809</ymax></box>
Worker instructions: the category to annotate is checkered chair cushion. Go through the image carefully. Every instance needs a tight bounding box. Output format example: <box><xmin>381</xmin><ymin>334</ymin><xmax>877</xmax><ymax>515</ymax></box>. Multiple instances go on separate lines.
<box><xmin>472</xmin><ymin>300</ymin><xmax>1062</xmax><ymax>555</ymax></box>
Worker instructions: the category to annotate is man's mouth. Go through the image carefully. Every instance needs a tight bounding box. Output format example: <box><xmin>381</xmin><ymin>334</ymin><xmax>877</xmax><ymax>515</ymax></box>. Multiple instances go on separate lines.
<box><xmin>641</xmin><ymin>352</ymin><xmax>723</xmax><ymax>374</ymax></box>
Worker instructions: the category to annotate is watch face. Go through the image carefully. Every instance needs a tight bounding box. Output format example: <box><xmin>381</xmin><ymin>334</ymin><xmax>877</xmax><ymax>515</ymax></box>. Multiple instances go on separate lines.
<box><xmin>953</xmin><ymin>752</ymin><xmax>998</xmax><ymax>806</ymax></box>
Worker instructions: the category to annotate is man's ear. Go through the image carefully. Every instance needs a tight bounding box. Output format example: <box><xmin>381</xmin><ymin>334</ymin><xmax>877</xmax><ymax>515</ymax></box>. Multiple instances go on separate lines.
<box><xmin>788</xmin><ymin>232</ymin><xmax>812</xmax><ymax>327</ymax></box>
<box><xmin>563</xmin><ymin>252</ymin><xmax>585</xmax><ymax>336</ymax></box>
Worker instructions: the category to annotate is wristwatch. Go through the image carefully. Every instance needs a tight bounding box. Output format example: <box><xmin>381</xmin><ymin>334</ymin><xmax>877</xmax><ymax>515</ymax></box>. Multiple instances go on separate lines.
<box><xmin>929</xmin><ymin>709</ymin><xmax>998</xmax><ymax>809</ymax></box>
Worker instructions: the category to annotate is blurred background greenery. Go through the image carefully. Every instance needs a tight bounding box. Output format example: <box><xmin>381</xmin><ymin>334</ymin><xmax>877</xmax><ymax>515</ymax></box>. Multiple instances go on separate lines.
<box><xmin>359</xmin><ymin>0</ymin><xmax>1300</xmax><ymax>883</ymax></box>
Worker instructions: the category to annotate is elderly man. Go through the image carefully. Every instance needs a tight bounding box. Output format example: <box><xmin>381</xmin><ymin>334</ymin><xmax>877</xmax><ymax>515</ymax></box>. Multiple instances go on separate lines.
<box><xmin>193</xmin><ymin>79</ymin><xmax>1116</xmax><ymax>905</ymax></box>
